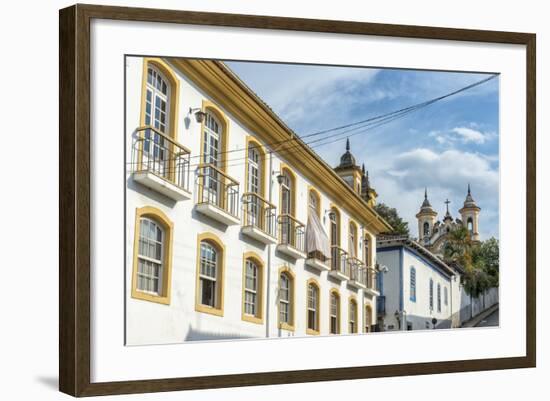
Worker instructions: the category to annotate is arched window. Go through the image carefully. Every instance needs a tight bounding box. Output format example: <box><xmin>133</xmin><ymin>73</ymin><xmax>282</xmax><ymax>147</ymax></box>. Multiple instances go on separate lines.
<box><xmin>349</xmin><ymin>222</ymin><xmax>358</xmax><ymax>257</ymax></box>
<box><xmin>195</xmin><ymin>233</ymin><xmax>225</xmax><ymax>316</ymax></box>
<box><xmin>330</xmin><ymin>207</ymin><xmax>341</xmax><ymax>271</ymax></box>
<box><xmin>308</xmin><ymin>188</ymin><xmax>321</xmax><ymax>217</ymax></box>
<box><xmin>329</xmin><ymin>290</ymin><xmax>340</xmax><ymax>334</ymax></box>
<box><xmin>423</xmin><ymin>221</ymin><xmax>430</xmax><ymax>236</ymax></box>
<box><xmin>363</xmin><ymin>233</ymin><xmax>372</xmax><ymax>266</ymax></box>
<box><xmin>278</xmin><ymin>269</ymin><xmax>295</xmax><ymax>330</ymax></box>
<box><xmin>410</xmin><ymin>267</ymin><xmax>417</xmax><ymax>302</ymax></box>
<box><xmin>242</xmin><ymin>254</ymin><xmax>264</xmax><ymax>323</ymax></box>
<box><xmin>437</xmin><ymin>283</ymin><xmax>442</xmax><ymax>312</ymax></box>
<box><xmin>349</xmin><ymin>298</ymin><xmax>358</xmax><ymax>333</ymax></box>
<box><xmin>467</xmin><ymin>217</ymin><xmax>474</xmax><ymax>234</ymax></box>
<box><xmin>429</xmin><ymin>278</ymin><xmax>434</xmax><ymax>310</ymax></box>
<box><xmin>132</xmin><ymin>206</ymin><xmax>173</xmax><ymax>305</ymax></box>
<box><xmin>306</xmin><ymin>280</ymin><xmax>320</xmax><ymax>334</ymax></box>
<box><xmin>364</xmin><ymin>305</ymin><xmax>372</xmax><ymax>333</ymax></box>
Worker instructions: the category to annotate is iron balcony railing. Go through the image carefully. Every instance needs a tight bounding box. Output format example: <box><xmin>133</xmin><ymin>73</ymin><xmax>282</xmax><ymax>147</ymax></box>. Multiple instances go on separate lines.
<box><xmin>131</xmin><ymin>126</ymin><xmax>191</xmax><ymax>191</ymax></box>
<box><xmin>277</xmin><ymin>214</ymin><xmax>305</xmax><ymax>252</ymax></box>
<box><xmin>330</xmin><ymin>245</ymin><xmax>350</xmax><ymax>278</ymax></box>
<box><xmin>196</xmin><ymin>163</ymin><xmax>239</xmax><ymax>219</ymax></box>
<box><xmin>242</xmin><ymin>192</ymin><xmax>276</xmax><ymax>238</ymax></box>
<box><xmin>348</xmin><ymin>257</ymin><xmax>367</xmax><ymax>285</ymax></box>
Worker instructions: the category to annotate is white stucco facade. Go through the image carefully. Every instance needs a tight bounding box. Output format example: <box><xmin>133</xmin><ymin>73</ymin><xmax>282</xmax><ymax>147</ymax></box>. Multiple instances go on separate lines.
<box><xmin>376</xmin><ymin>238</ymin><xmax>462</xmax><ymax>331</ymax></box>
<box><xmin>124</xmin><ymin>57</ymin><xmax>387</xmax><ymax>345</ymax></box>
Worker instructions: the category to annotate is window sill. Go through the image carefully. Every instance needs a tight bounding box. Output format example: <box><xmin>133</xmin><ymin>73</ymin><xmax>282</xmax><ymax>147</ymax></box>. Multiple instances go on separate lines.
<box><xmin>131</xmin><ymin>289</ymin><xmax>170</xmax><ymax>305</ymax></box>
<box><xmin>242</xmin><ymin>314</ymin><xmax>264</xmax><ymax>325</ymax></box>
<box><xmin>306</xmin><ymin>328</ymin><xmax>320</xmax><ymax>336</ymax></box>
<box><xmin>279</xmin><ymin>322</ymin><xmax>295</xmax><ymax>332</ymax></box>
<box><xmin>195</xmin><ymin>303</ymin><xmax>224</xmax><ymax>317</ymax></box>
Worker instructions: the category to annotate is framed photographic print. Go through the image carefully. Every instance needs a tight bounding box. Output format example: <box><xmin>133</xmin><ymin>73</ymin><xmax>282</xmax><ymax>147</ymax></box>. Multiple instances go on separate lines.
<box><xmin>59</xmin><ymin>4</ymin><xmax>536</xmax><ymax>397</ymax></box>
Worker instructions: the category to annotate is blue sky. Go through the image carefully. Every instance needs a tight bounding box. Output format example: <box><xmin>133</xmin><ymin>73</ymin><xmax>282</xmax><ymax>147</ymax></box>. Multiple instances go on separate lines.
<box><xmin>226</xmin><ymin>61</ymin><xmax>500</xmax><ymax>240</ymax></box>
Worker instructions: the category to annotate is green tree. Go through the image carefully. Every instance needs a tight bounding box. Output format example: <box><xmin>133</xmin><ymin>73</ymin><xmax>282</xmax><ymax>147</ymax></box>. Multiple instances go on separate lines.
<box><xmin>479</xmin><ymin>237</ymin><xmax>499</xmax><ymax>287</ymax></box>
<box><xmin>374</xmin><ymin>203</ymin><xmax>409</xmax><ymax>235</ymax></box>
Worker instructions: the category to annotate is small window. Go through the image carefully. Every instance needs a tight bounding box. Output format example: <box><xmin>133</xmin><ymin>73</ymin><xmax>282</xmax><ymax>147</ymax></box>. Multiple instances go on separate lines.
<box><xmin>136</xmin><ymin>217</ymin><xmax>164</xmax><ymax>295</ymax></box>
<box><xmin>329</xmin><ymin>291</ymin><xmax>340</xmax><ymax>334</ymax></box>
<box><xmin>437</xmin><ymin>283</ymin><xmax>442</xmax><ymax>312</ymax></box>
<box><xmin>307</xmin><ymin>282</ymin><xmax>320</xmax><ymax>333</ymax></box>
<box><xmin>467</xmin><ymin>217</ymin><xmax>474</xmax><ymax>234</ymax></box>
<box><xmin>349</xmin><ymin>299</ymin><xmax>358</xmax><ymax>333</ymax></box>
<box><xmin>410</xmin><ymin>267</ymin><xmax>416</xmax><ymax>302</ymax></box>
<box><xmin>429</xmin><ymin>279</ymin><xmax>434</xmax><ymax>310</ymax></box>
<box><xmin>423</xmin><ymin>221</ymin><xmax>430</xmax><ymax>236</ymax></box>
<box><xmin>199</xmin><ymin>241</ymin><xmax>219</xmax><ymax>308</ymax></box>
<box><xmin>244</xmin><ymin>259</ymin><xmax>260</xmax><ymax>318</ymax></box>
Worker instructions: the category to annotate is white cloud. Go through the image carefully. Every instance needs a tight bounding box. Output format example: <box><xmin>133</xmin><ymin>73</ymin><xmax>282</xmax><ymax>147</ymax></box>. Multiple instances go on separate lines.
<box><xmin>451</xmin><ymin>127</ymin><xmax>488</xmax><ymax>144</ymax></box>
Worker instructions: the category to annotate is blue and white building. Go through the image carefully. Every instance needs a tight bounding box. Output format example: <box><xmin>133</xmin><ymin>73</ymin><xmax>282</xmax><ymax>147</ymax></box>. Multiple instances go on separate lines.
<box><xmin>376</xmin><ymin>235</ymin><xmax>462</xmax><ymax>331</ymax></box>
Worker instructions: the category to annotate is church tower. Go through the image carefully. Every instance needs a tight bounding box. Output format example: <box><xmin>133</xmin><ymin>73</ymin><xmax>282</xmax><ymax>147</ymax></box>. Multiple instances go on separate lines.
<box><xmin>360</xmin><ymin>164</ymin><xmax>378</xmax><ymax>207</ymax></box>
<box><xmin>334</xmin><ymin>138</ymin><xmax>363</xmax><ymax>196</ymax></box>
<box><xmin>459</xmin><ymin>184</ymin><xmax>481</xmax><ymax>242</ymax></box>
<box><xmin>415</xmin><ymin>188</ymin><xmax>438</xmax><ymax>244</ymax></box>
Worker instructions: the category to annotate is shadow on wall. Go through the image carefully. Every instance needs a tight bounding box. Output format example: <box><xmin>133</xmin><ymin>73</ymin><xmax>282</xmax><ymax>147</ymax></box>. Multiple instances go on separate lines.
<box><xmin>184</xmin><ymin>326</ymin><xmax>255</xmax><ymax>342</ymax></box>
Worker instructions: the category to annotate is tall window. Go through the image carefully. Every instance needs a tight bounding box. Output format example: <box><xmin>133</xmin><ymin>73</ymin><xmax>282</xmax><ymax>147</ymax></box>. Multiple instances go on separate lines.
<box><xmin>199</xmin><ymin>241</ymin><xmax>219</xmax><ymax>308</ymax></box>
<box><xmin>423</xmin><ymin>221</ymin><xmax>430</xmax><ymax>236</ymax></box>
<box><xmin>308</xmin><ymin>189</ymin><xmax>321</xmax><ymax>217</ymax></box>
<box><xmin>202</xmin><ymin>112</ymin><xmax>223</xmax><ymax>206</ymax></box>
<box><xmin>364</xmin><ymin>305</ymin><xmax>372</xmax><ymax>333</ymax></box>
<box><xmin>307</xmin><ymin>282</ymin><xmax>320</xmax><ymax>333</ymax></box>
<box><xmin>467</xmin><ymin>217</ymin><xmax>474</xmax><ymax>234</ymax></box>
<box><xmin>246</xmin><ymin>144</ymin><xmax>262</xmax><ymax>227</ymax></box>
<box><xmin>279</xmin><ymin>272</ymin><xmax>293</xmax><ymax>328</ymax></box>
<box><xmin>280</xmin><ymin>169</ymin><xmax>294</xmax><ymax>245</ymax></box>
<box><xmin>330</xmin><ymin>208</ymin><xmax>340</xmax><ymax>270</ymax></box>
<box><xmin>329</xmin><ymin>291</ymin><xmax>340</xmax><ymax>334</ymax></box>
<box><xmin>349</xmin><ymin>299</ymin><xmax>358</xmax><ymax>333</ymax></box>
<box><xmin>429</xmin><ymin>278</ymin><xmax>434</xmax><ymax>310</ymax></box>
<box><xmin>437</xmin><ymin>283</ymin><xmax>442</xmax><ymax>312</ymax></box>
<box><xmin>143</xmin><ymin>66</ymin><xmax>171</xmax><ymax>177</ymax></box>
<box><xmin>410</xmin><ymin>267</ymin><xmax>417</xmax><ymax>302</ymax></box>
<box><xmin>444</xmin><ymin>287</ymin><xmax>448</xmax><ymax>306</ymax></box>
<box><xmin>243</xmin><ymin>259</ymin><xmax>260</xmax><ymax>318</ymax></box>
<box><xmin>364</xmin><ymin>234</ymin><xmax>371</xmax><ymax>266</ymax></box>
<box><xmin>349</xmin><ymin>222</ymin><xmax>357</xmax><ymax>257</ymax></box>
<box><xmin>136</xmin><ymin>217</ymin><xmax>164</xmax><ymax>295</ymax></box>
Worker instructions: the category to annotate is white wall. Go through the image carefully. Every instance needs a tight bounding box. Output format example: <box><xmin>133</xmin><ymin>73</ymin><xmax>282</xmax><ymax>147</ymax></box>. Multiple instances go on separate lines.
<box><xmin>125</xmin><ymin>56</ymin><xmax>377</xmax><ymax>344</ymax></box>
<box><xmin>0</xmin><ymin>1</ymin><xmax>546</xmax><ymax>401</ymax></box>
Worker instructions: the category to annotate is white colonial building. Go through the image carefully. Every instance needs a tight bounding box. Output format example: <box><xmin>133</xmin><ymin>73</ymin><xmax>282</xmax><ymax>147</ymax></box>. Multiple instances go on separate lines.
<box><xmin>125</xmin><ymin>57</ymin><xmax>392</xmax><ymax>345</ymax></box>
<box><xmin>376</xmin><ymin>236</ymin><xmax>462</xmax><ymax>331</ymax></box>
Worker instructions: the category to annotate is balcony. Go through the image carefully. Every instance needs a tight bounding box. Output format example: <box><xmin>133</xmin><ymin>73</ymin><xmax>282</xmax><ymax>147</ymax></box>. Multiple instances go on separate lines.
<box><xmin>305</xmin><ymin>251</ymin><xmax>330</xmax><ymax>272</ymax></box>
<box><xmin>348</xmin><ymin>257</ymin><xmax>367</xmax><ymax>290</ymax></box>
<box><xmin>241</xmin><ymin>193</ymin><xmax>277</xmax><ymax>245</ymax></box>
<box><xmin>329</xmin><ymin>246</ymin><xmax>350</xmax><ymax>281</ymax></box>
<box><xmin>364</xmin><ymin>267</ymin><xmax>380</xmax><ymax>297</ymax></box>
<box><xmin>195</xmin><ymin>164</ymin><xmax>240</xmax><ymax>225</ymax></box>
<box><xmin>276</xmin><ymin>214</ymin><xmax>306</xmax><ymax>259</ymax></box>
<box><xmin>131</xmin><ymin>126</ymin><xmax>192</xmax><ymax>201</ymax></box>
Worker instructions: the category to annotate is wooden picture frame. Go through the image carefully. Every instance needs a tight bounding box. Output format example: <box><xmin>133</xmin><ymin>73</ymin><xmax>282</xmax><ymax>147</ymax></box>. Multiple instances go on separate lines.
<box><xmin>59</xmin><ymin>3</ymin><xmax>536</xmax><ymax>397</ymax></box>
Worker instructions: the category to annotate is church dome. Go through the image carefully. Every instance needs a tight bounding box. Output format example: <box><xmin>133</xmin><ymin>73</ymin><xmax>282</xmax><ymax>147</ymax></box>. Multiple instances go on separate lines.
<box><xmin>336</xmin><ymin>138</ymin><xmax>357</xmax><ymax>169</ymax></box>
<box><xmin>419</xmin><ymin>188</ymin><xmax>436</xmax><ymax>213</ymax></box>
<box><xmin>463</xmin><ymin>184</ymin><xmax>479</xmax><ymax>209</ymax></box>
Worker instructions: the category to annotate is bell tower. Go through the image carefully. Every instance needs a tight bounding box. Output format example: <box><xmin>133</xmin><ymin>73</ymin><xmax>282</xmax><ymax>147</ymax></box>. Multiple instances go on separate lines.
<box><xmin>334</xmin><ymin>138</ymin><xmax>362</xmax><ymax>195</ymax></box>
<box><xmin>415</xmin><ymin>188</ymin><xmax>438</xmax><ymax>244</ymax></box>
<box><xmin>459</xmin><ymin>184</ymin><xmax>481</xmax><ymax>242</ymax></box>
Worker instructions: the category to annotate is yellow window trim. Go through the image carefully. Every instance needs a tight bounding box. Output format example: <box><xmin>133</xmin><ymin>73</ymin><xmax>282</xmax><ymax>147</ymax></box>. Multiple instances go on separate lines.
<box><xmin>139</xmin><ymin>58</ymin><xmax>180</xmax><ymax>141</ymax></box>
<box><xmin>329</xmin><ymin>204</ymin><xmax>341</xmax><ymax>247</ymax></box>
<box><xmin>308</xmin><ymin>186</ymin><xmax>322</xmax><ymax>218</ymax></box>
<box><xmin>329</xmin><ymin>288</ymin><xmax>341</xmax><ymax>335</ymax></box>
<box><xmin>349</xmin><ymin>296</ymin><xmax>358</xmax><ymax>334</ymax></box>
<box><xmin>279</xmin><ymin>163</ymin><xmax>297</xmax><ymax>218</ymax></box>
<box><xmin>278</xmin><ymin>266</ymin><xmax>296</xmax><ymax>332</ymax></box>
<box><xmin>131</xmin><ymin>206</ymin><xmax>174</xmax><ymax>305</ymax></box>
<box><xmin>306</xmin><ymin>278</ymin><xmax>321</xmax><ymax>335</ymax></box>
<box><xmin>364</xmin><ymin>304</ymin><xmax>373</xmax><ymax>333</ymax></box>
<box><xmin>195</xmin><ymin>232</ymin><xmax>226</xmax><ymax>317</ymax></box>
<box><xmin>199</xmin><ymin>99</ymin><xmax>230</xmax><ymax>172</ymax></box>
<box><xmin>241</xmin><ymin>251</ymin><xmax>265</xmax><ymax>325</ymax></box>
<box><xmin>244</xmin><ymin>136</ymin><xmax>267</xmax><ymax>198</ymax></box>
<box><xmin>349</xmin><ymin>220</ymin><xmax>358</xmax><ymax>257</ymax></box>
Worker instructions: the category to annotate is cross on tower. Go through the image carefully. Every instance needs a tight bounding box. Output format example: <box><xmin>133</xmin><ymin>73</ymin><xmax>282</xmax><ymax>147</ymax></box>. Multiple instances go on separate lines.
<box><xmin>445</xmin><ymin>198</ymin><xmax>451</xmax><ymax>214</ymax></box>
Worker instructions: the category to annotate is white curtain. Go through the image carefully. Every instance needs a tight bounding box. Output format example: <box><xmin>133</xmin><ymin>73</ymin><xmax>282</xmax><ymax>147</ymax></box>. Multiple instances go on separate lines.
<box><xmin>306</xmin><ymin>205</ymin><xmax>330</xmax><ymax>259</ymax></box>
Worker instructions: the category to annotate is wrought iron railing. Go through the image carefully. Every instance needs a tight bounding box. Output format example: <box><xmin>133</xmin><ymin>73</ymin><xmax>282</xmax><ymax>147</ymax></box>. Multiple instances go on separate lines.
<box><xmin>278</xmin><ymin>214</ymin><xmax>305</xmax><ymax>252</ymax></box>
<box><xmin>330</xmin><ymin>245</ymin><xmax>350</xmax><ymax>278</ymax></box>
<box><xmin>348</xmin><ymin>257</ymin><xmax>367</xmax><ymax>285</ymax></box>
<box><xmin>242</xmin><ymin>192</ymin><xmax>276</xmax><ymax>238</ymax></box>
<box><xmin>366</xmin><ymin>267</ymin><xmax>378</xmax><ymax>291</ymax></box>
<box><xmin>131</xmin><ymin>126</ymin><xmax>191</xmax><ymax>191</ymax></box>
<box><xmin>196</xmin><ymin>164</ymin><xmax>239</xmax><ymax>218</ymax></box>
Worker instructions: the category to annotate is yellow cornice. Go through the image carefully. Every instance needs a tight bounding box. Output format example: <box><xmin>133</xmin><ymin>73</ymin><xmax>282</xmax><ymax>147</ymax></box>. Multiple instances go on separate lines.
<box><xmin>171</xmin><ymin>59</ymin><xmax>392</xmax><ymax>234</ymax></box>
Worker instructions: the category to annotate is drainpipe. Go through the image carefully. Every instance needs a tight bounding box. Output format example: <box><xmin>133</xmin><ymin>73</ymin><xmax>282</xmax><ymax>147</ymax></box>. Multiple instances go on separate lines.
<box><xmin>266</xmin><ymin>151</ymin><xmax>273</xmax><ymax>338</ymax></box>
